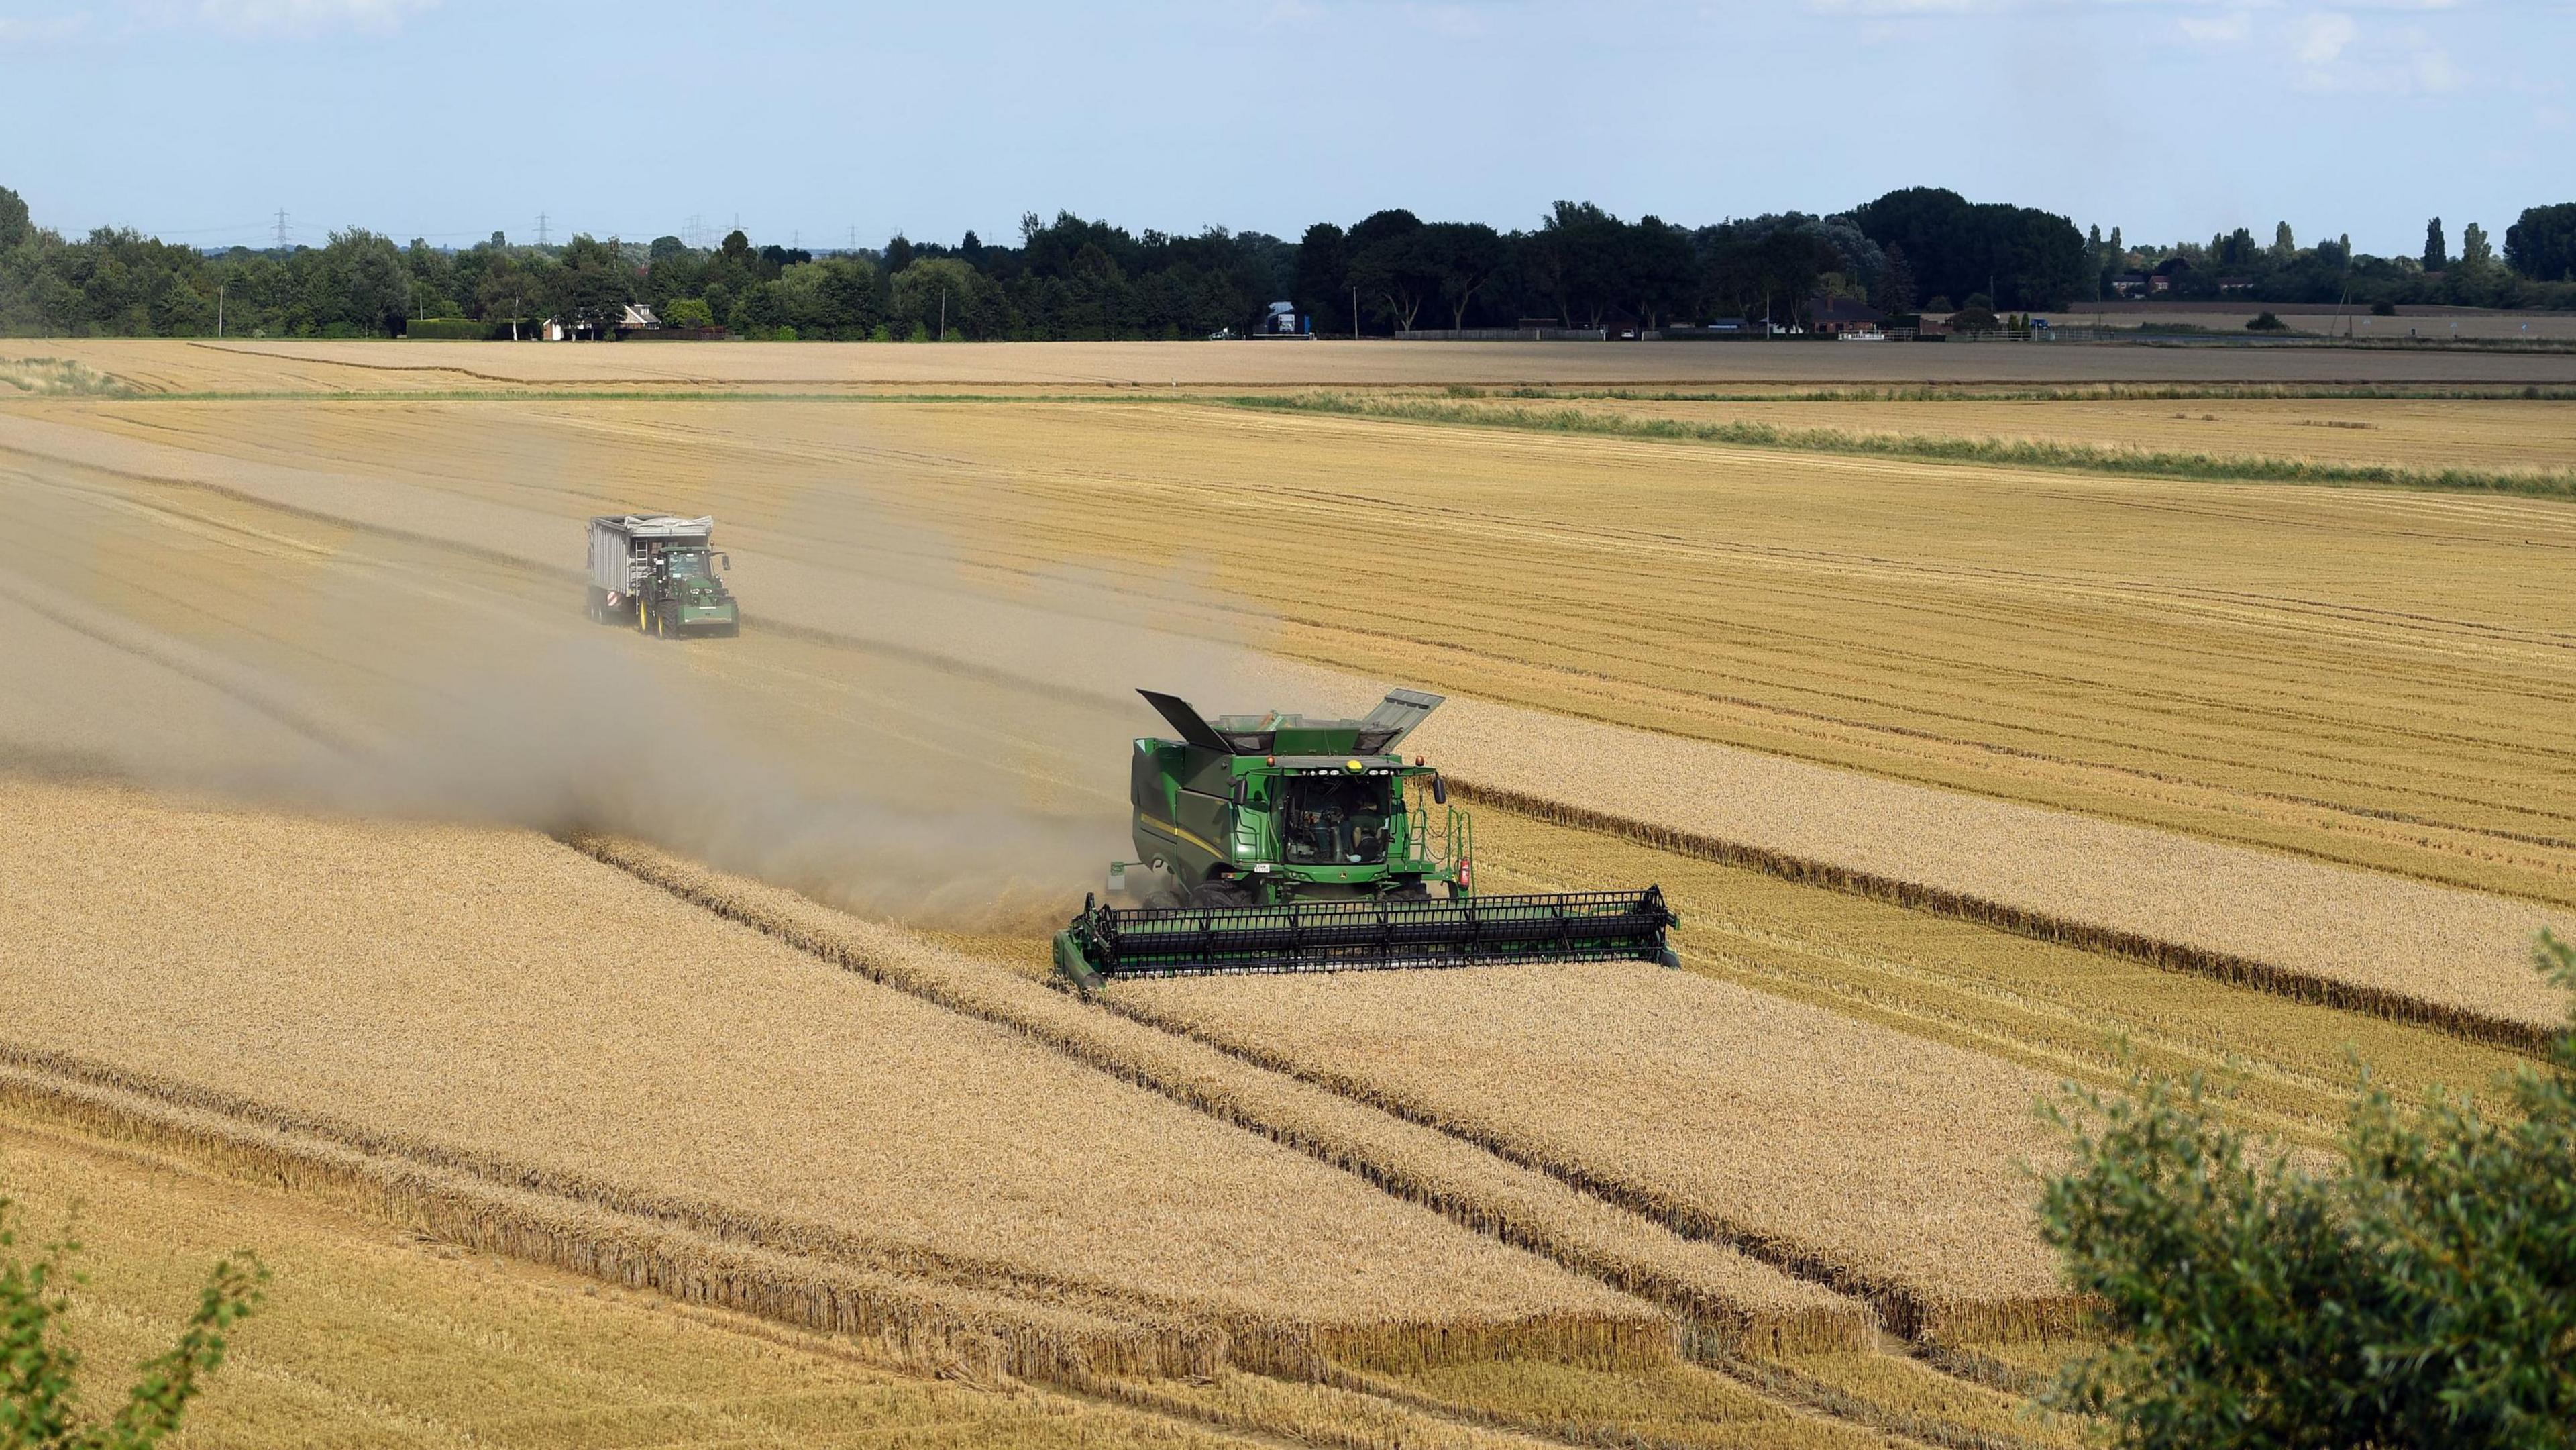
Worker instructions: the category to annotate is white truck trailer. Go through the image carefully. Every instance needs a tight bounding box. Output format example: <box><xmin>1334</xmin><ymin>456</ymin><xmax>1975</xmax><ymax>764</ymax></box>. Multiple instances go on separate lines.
<box><xmin>586</xmin><ymin>514</ymin><xmax>740</xmax><ymax>637</ymax></box>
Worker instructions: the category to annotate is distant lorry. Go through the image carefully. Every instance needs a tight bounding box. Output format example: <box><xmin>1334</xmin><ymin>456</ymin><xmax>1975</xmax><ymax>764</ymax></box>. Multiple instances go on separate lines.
<box><xmin>586</xmin><ymin>514</ymin><xmax>739</xmax><ymax>637</ymax></box>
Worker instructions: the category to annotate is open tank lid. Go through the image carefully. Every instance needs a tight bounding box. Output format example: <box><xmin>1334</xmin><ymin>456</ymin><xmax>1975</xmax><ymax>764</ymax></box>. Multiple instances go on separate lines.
<box><xmin>595</xmin><ymin>513</ymin><xmax>714</xmax><ymax>540</ymax></box>
<box><xmin>1138</xmin><ymin>688</ymin><xmax>1444</xmax><ymax>756</ymax></box>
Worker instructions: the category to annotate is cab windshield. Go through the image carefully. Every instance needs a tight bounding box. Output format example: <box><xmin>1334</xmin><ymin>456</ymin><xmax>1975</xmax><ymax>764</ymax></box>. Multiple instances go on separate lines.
<box><xmin>1281</xmin><ymin>776</ymin><xmax>1392</xmax><ymax>866</ymax></box>
<box><xmin>663</xmin><ymin>548</ymin><xmax>710</xmax><ymax>579</ymax></box>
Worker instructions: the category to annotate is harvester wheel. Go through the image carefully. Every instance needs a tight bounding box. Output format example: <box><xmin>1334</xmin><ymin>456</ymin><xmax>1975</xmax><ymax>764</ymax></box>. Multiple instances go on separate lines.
<box><xmin>1189</xmin><ymin>878</ymin><xmax>1252</xmax><ymax>910</ymax></box>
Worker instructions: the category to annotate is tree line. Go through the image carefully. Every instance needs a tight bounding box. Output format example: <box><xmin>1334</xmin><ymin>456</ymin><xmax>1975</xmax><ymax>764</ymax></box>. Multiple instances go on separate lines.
<box><xmin>3</xmin><ymin>183</ymin><xmax>2571</xmax><ymax>342</ymax></box>
<box><xmin>2098</xmin><ymin>205</ymin><xmax>2576</xmax><ymax>312</ymax></box>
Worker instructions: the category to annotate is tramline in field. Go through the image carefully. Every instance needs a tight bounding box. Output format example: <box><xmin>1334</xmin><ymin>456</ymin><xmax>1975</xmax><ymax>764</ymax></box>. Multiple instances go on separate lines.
<box><xmin>1053</xmin><ymin>688</ymin><xmax>1678</xmax><ymax>989</ymax></box>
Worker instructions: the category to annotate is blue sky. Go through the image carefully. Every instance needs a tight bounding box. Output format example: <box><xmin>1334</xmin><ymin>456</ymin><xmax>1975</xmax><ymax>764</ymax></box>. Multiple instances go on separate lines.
<box><xmin>1</xmin><ymin>1</ymin><xmax>2565</xmax><ymax>255</ymax></box>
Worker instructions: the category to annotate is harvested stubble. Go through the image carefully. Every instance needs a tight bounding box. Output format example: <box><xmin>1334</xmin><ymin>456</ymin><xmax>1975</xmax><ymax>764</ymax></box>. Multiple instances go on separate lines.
<box><xmin>574</xmin><ymin>831</ymin><xmax>1872</xmax><ymax>1357</ymax></box>
<box><xmin>0</xmin><ymin>776</ymin><xmax>1656</xmax><ymax>1378</ymax></box>
<box><xmin>1348</xmin><ymin>1359</ymin><xmax>1904</xmax><ymax>1450</ymax></box>
<box><xmin>1103</xmin><ymin>963</ymin><xmax>2084</xmax><ymax>1345</ymax></box>
<box><xmin>1415</xmin><ymin>701</ymin><xmax>2572</xmax><ymax>1052</ymax></box>
<box><xmin>1092</xmin><ymin>1370</ymin><xmax>1571</xmax><ymax>1450</ymax></box>
<box><xmin>1721</xmin><ymin>1350</ymin><xmax>2080</xmax><ymax>1450</ymax></box>
<box><xmin>0</xmin><ymin>1114</ymin><xmax>1271</xmax><ymax>1450</ymax></box>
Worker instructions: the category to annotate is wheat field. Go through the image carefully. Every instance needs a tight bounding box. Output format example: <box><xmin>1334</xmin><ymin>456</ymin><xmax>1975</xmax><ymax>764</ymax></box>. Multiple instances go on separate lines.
<box><xmin>0</xmin><ymin>775</ymin><xmax>1662</xmax><ymax>1375</ymax></box>
<box><xmin>7</xmin><ymin>339</ymin><xmax>2569</xmax><ymax>1443</ymax></box>
<box><xmin>30</xmin><ymin>387</ymin><xmax>2573</xmax><ymax>916</ymax></box>
<box><xmin>1104</xmin><ymin>960</ymin><xmax>2078</xmax><ymax>1345</ymax></box>
<box><xmin>1462</xmin><ymin>805</ymin><xmax>2529</xmax><ymax>1140</ymax></box>
<box><xmin>15</xmin><ymin>335</ymin><xmax>2576</xmax><ymax>396</ymax></box>
<box><xmin>0</xmin><ymin>1112</ymin><xmax>1275</xmax><ymax>1450</ymax></box>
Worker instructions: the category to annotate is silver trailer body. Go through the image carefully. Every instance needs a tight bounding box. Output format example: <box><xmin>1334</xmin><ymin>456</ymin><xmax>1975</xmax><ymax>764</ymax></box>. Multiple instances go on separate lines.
<box><xmin>588</xmin><ymin>514</ymin><xmax>713</xmax><ymax>595</ymax></box>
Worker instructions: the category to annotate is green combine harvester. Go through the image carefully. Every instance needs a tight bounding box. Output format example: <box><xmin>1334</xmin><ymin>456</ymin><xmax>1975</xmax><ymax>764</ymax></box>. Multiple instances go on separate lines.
<box><xmin>1052</xmin><ymin>688</ymin><xmax>1678</xmax><ymax>990</ymax></box>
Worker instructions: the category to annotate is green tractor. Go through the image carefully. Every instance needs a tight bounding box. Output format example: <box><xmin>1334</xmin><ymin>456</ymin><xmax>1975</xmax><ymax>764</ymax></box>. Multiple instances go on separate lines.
<box><xmin>1052</xmin><ymin>688</ymin><xmax>1678</xmax><ymax>990</ymax></box>
<box><xmin>587</xmin><ymin>514</ymin><xmax>741</xmax><ymax>638</ymax></box>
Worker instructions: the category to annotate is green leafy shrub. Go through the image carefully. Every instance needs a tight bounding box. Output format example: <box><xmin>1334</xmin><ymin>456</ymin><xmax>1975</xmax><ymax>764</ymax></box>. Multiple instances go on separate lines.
<box><xmin>2246</xmin><ymin>311</ymin><xmax>2290</xmax><ymax>331</ymax></box>
<box><xmin>2039</xmin><ymin>932</ymin><xmax>2576</xmax><ymax>1449</ymax></box>
<box><xmin>1</xmin><ymin>1193</ymin><xmax>265</xmax><ymax>1449</ymax></box>
<box><xmin>402</xmin><ymin>317</ymin><xmax>490</xmax><ymax>341</ymax></box>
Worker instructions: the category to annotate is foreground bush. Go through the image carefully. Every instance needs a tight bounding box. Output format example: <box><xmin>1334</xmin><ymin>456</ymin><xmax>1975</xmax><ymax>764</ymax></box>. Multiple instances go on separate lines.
<box><xmin>2040</xmin><ymin>932</ymin><xmax>2576</xmax><ymax>1449</ymax></box>
<box><xmin>1</xmin><ymin>1195</ymin><xmax>264</xmax><ymax>1449</ymax></box>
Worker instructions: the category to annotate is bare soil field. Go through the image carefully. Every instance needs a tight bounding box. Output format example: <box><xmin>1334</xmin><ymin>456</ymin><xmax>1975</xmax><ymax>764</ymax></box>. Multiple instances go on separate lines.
<box><xmin>7</xmin><ymin>333</ymin><xmax>2574</xmax><ymax>395</ymax></box>
<box><xmin>2063</xmin><ymin>302</ymin><xmax>2576</xmax><ymax>342</ymax></box>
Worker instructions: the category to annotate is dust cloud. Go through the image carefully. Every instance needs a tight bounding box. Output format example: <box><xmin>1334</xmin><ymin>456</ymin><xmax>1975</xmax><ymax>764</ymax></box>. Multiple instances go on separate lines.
<box><xmin>1</xmin><ymin>456</ymin><xmax>1306</xmax><ymax>931</ymax></box>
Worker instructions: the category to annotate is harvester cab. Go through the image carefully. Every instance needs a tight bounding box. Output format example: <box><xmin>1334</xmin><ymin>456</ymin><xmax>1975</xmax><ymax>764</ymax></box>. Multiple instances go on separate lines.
<box><xmin>1052</xmin><ymin>688</ymin><xmax>1680</xmax><ymax>990</ymax></box>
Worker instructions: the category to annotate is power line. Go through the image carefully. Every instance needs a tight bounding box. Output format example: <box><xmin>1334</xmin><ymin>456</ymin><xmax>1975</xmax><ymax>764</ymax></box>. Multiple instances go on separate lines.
<box><xmin>273</xmin><ymin>209</ymin><xmax>290</xmax><ymax>249</ymax></box>
<box><xmin>535</xmin><ymin>211</ymin><xmax>550</xmax><ymax>247</ymax></box>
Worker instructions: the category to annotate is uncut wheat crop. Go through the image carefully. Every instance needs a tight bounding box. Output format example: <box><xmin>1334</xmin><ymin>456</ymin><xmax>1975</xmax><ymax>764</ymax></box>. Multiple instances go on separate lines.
<box><xmin>0</xmin><ymin>774</ymin><xmax>1654</xmax><ymax>1365</ymax></box>
<box><xmin>1411</xmin><ymin>698</ymin><xmax>2574</xmax><ymax>1046</ymax></box>
<box><xmin>1110</xmin><ymin>960</ymin><xmax>2080</xmax><ymax>1344</ymax></box>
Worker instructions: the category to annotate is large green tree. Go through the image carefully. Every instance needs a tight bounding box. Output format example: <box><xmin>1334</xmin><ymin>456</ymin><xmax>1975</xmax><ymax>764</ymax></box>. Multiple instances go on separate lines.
<box><xmin>2506</xmin><ymin>204</ymin><xmax>2576</xmax><ymax>282</ymax></box>
<box><xmin>0</xmin><ymin>187</ymin><xmax>30</xmax><ymax>252</ymax></box>
<box><xmin>2040</xmin><ymin>934</ymin><xmax>2576</xmax><ymax>1449</ymax></box>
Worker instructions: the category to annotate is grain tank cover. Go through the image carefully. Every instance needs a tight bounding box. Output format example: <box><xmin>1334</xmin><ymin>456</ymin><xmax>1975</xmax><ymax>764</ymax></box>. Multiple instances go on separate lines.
<box><xmin>1134</xmin><ymin>688</ymin><xmax>1443</xmax><ymax>756</ymax></box>
<box><xmin>595</xmin><ymin>514</ymin><xmax>712</xmax><ymax>541</ymax></box>
<box><xmin>1353</xmin><ymin>689</ymin><xmax>1443</xmax><ymax>752</ymax></box>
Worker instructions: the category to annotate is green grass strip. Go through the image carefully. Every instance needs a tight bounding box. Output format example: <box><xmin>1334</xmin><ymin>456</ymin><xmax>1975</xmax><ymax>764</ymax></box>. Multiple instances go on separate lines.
<box><xmin>1220</xmin><ymin>393</ymin><xmax>2576</xmax><ymax>501</ymax></box>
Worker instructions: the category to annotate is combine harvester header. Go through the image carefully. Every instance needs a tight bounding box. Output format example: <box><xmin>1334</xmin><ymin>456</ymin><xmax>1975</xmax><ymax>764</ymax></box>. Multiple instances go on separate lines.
<box><xmin>1053</xmin><ymin>688</ymin><xmax>1677</xmax><ymax>990</ymax></box>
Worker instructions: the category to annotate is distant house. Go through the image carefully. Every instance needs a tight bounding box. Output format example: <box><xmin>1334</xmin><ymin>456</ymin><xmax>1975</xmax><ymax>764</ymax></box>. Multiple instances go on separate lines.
<box><xmin>2111</xmin><ymin>272</ymin><xmax>2149</xmax><ymax>297</ymax></box>
<box><xmin>619</xmin><ymin>303</ymin><xmax>663</xmax><ymax>331</ymax></box>
<box><xmin>2216</xmin><ymin>276</ymin><xmax>2254</xmax><ymax>293</ymax></box>
<box><xmin>2149</xmin><ymin>256</ymin><xmax>2192</xmax><ymax>294</ymax></box>
<box><xmin>1807</xmin><ymin>295</ymin><xmax>1886</xmax><ymax>335</ymax></box>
